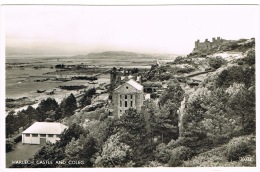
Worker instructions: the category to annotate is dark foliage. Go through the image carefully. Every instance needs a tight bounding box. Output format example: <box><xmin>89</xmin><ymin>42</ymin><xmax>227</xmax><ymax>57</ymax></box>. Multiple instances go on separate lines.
<box><xmin>225</xmin><ymin>136</ymin><xmax>254</xmax><ymax>161</ymax></box>
<box><xmin>168</xmin><ymin>146</ymin><xmax>193</xmax><ymax>167</ymax></box>
<box><xmin>79</xmin><ymin>87</ymin><xmax>96</xmax><ymax>108</ymax></box>
<box><xmin>208</xmin><ymin>56</ymin><xmax>226</xmax><ymax>69</ymax></box>
<box><xmin>36</xmin><ymin>98</ymin><xmax>59</xmax><ymax>121</ymax></box>
<box><xmin>58</xmin><ymin>123</ymin><xmax>88</xmax><ymax>148</ymax></box>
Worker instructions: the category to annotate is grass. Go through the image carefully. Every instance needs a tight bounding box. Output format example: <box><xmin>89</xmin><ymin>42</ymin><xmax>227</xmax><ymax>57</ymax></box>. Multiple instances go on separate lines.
<box><xmin>6</xmin><ymin>142</ymin><xmax>44</xmax><ymax>168</ymax></box>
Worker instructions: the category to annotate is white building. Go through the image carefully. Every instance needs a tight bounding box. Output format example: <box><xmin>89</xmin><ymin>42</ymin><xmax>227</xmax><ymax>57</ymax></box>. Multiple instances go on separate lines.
<box><xmin>22</xmin><ymin>122</ymin><xmax>68</xmax><ymax>145</ymax></box>
<box><xmin>112</xmin><ymin>79</ymin><xmax>144</xmax><ymax>118</ymax></box>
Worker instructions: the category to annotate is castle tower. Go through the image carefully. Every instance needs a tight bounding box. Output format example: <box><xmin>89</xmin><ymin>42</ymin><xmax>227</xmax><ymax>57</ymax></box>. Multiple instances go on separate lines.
<box><xmin>217</xmin><ymin>37</ymin><xmax>220</xmax><ymax>42</ymax></box>
<box><xmin>195</xmin><ymin>39</ymin><xmax>200</xmax><ymax>49</ymax></box>
<box><xmin>110</xmin><ymin>67</ymin><xmax>118</xmax><ymax>92</ymax></box>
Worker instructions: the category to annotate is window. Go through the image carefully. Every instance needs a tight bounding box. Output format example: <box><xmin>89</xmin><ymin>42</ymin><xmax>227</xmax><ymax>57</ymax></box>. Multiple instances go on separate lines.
<box><xmin>125</xmin><ymin>101</ymin><xmax>127</xmax><ymax>107</ymax></box>
<box><xmin>131</xmin><ymin>95</ymin><xmax>133</xmax><ymax>99</ymax></box>
<box><xmin>25</xmin><ymin>134</ymin><xmax>30</xmax><ymax>137</ymax></box>
<box><xmin>40</xmin><ymin>134</ymin><xmax>46</xmax><ymax>137</ymax></box>
<box><xmin>125</xmin><ymin>95</ymin><xmax>127</xmax><ymax>99</ymax></box>
<box><xmin>120</xmin><ymin>110</ymin><xmax>122</xmax><ymax>113</ymax></box>
<box><xmin>126</xmin><ymin>86</ymin><xmax>128</xmax><ymax>89</ymax></box>
<box><xmin>120</xmin><ymin>101</ymin><xmax>122</xmax><ymax>107</ymax></box>
<box><xmin>32</xmin><ymin>134</ymin><xmax>38</xmax><ymax>137</ymax></box>
<box><xmin>131</xmin><ymin>101</ymin><xmax>133</xmax><ymax>107</ymax></box>
<box><xmin>48</xmin><ymin>134</ymin><xmax>54</xmax><ymax>137</ymax></box>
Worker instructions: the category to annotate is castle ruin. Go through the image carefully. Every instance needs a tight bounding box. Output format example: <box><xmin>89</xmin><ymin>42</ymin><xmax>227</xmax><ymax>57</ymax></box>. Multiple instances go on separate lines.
<box><xmin>194</xmin><ymin>37</ymin><xmax>226</xmax><ymax>52</ymax></box>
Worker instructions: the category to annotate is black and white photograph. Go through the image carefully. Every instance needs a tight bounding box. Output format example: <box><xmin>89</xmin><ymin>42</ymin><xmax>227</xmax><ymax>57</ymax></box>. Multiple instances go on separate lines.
<box><xmin>1</xmin><ymin>1</ymin><xmax>259</xmax><ymax>170</ymax></box>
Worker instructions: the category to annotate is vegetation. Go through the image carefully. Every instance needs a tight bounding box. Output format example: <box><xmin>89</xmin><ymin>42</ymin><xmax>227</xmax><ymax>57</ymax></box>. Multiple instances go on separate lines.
<box><xmin>79</xmin><ymin>87</ymin><xmax>96</xmax><ymax>108</ymax></box>
<box><xmin>208</xmin><ymin>56</ymin><xmax>226</xmax><ymax>69</ymax></box>
<box><xmin>71</xmin><ymin>76</ymin><xmax>97</xmax><ymax>81</ymax></box>
<box><xmin>7</xmin><ymin>38</ymin><xmax>255</xmax><ymax>167</ymax></box>
<box><xmin>59</xmin><ymin>85</ymin><xmax>87</xmax><ymax>90</ymax></box>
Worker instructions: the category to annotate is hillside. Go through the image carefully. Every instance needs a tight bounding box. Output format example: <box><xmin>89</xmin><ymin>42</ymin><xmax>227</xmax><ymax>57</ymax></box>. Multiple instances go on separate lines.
<box><xmin>7</xmin><ymin>38</ymin><xmax>255</xmax><ymax>168</ymax></box>
<box><xmin>189</xmin><ymin>38</ymin><xmax>255</xmax><ymax>58</ymax></box>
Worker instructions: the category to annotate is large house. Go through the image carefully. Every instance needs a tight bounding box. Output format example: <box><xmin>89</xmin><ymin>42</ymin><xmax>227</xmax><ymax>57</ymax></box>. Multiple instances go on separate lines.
<box><xmin>22</xmin><ymin>122</ymin><xmax>68</xmax><ymax>145</ymax></box>
<box><xmin>112</xmin><ymin>79</ymin><xmax>144</xmax><ymax>118</ymax></box>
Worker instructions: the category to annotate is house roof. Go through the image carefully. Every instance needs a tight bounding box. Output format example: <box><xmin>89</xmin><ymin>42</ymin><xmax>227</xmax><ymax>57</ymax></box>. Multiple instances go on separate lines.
<box><xmin>126</xmin><ymin>79</ymin><xmax>143</xmax><ymax>90</ymax></box>
<box><xmin>114</xmin><ymin>79</ymin><xmax>143</xmax><ymax>92</ymax></box>
<box><xmin>22</xmin><ymin>122</ymin><xmax>68</xmax><ymax>134</ymax></box>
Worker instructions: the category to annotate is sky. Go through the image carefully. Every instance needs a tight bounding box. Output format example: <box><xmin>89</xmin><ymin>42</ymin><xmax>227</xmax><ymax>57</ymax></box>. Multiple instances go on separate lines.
<box><xmin>3</xmin><ymin>5</ymin><xmax>259</xmax><ymax>55</ymax></box>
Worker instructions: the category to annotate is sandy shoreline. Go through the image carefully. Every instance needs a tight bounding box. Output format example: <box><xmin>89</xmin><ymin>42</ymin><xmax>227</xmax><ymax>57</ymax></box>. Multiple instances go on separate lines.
<box><xmin>5</xmin><ymin>78</ymin><xmax>108</xmax><ymax>116</ymax></box>
<box><xmin>5</xmin><ymin>88</ymin><xmax>82</xmax><ymax>116</ymax></box>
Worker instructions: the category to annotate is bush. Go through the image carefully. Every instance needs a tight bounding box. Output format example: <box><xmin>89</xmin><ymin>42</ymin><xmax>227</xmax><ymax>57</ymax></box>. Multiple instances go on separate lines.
<box><xmin>6</xmin><ymin>139</ymin><xmax>14</xmax><ymax>152</ymax></box>
<box><xmin>150</xmin><ymin>93</ymin><xmax>158</xmax><ymax>99</ymax></box>
<box><xmin>243</xmin><ymin>49</ymin><xmax>255</xmax><ymax>65</ymax></box>
<box><xmin>13</xmin><ymin>134</ymin><xmax>22</xmax><ymax>143</ymax></box>
<box><xmin>225</xmin><ymin>137</ymin><xmax>252</xmax><ymax>161</ymax></box>
<box><xmin>168</xmin><ymin>146</ymin><xmax>193</xmax><ymax>167</ymax></box>
<box><xmin>208</xmin><ymin>57</ymin><xmax>226</xmax><ymax>69</ymax></box>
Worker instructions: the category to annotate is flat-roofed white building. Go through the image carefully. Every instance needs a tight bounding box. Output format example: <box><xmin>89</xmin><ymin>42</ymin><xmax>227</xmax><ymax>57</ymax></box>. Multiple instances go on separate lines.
<box><xmin>22</xmin><ymin>122</ymin><xmax>68</xmax><ymax>145</ymax></box>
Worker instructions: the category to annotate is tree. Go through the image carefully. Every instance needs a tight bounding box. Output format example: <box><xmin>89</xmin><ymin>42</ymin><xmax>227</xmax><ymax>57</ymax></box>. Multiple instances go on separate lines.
<box><xmin>16</xmin><ymin>110</ymin><xmax>28</xmax><ymax>129</ymax></box>
<box><xmin>159</xmin><ymin>81</ymin><xmax>184</xmax><ymax>107</ymax></box>
<box><xmin>32</xmin><ymin>143</ymin><xmax>65</xmax><ymax>168</ymax></box>
<box><xmin>157</xmin><ymin>80</ymin><xmax>184</xmax><ymax>142</ymax></box>
<box><xmin>94</xmin><ymin>133</ymin><xmax>134</xmax><ymax>167</ymax></box>
<box><xmin>180</xmin><ymin>87</ymin><xmax>211</xmax><ymax>150</ymax></box>
<box><xmin>55</xmin><ymin>94</ymin><xmax>79</xmax><ymax>120</ymax></box>
<box><xmin>24</xmin><ymin>105</ymin><xmax>38</xmax><ymax>124</ymax></box>
<box><xmin>6</xmin><ymin>111</ymin><xmax>16</xmax><ymax>137</ymax></box>
<box><xmin>116</xmin><ymin>109</ymin><xmax>155</xmax><ymax>166</ymax></box>
<box><xmin>154</xmin><ymin>106</ymin><xmax>179</xmax><ymax>143</ymax></box>
<box><xmin>59</xmin><ymin>93</ymin><xmax>77</xmax><ymax>118</ymax></box>
<box><xmin>228</xmin><ymin>84</ymin><xmax>255</xmax><ymax>135</ymax></box>
<box><xmin>64</xmin><ymin>134</ymin><xmax>98</xmax><ymax>167</ymax></box>
<box><xmin>79</xmin><ymin>88</ymin><xmax>96</xmax><ymax>107</ymax></box>
<box><xmin>58</xmin><ymin>123</ymin><xmax>87</xmax><ymax>148</ymax></box>
<box><xmin>80</xmin><ymin>136</ymin><xmax>99</xmax><ymax>167</ymax></box>
<box><xmin>36</xmin><ymin>98</ymin><xmax>58</xmax><ymax>121</ymax></box>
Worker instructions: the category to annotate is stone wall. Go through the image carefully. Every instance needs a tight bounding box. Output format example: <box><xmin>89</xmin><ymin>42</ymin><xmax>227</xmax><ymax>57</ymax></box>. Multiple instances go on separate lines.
<box><xmin>194</xmin><ymin>37</ymin><xmax>226</xmax><ymax>52</ymax></box>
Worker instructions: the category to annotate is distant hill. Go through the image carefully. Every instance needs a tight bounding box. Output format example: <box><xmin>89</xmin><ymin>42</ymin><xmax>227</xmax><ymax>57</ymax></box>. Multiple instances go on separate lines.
<box><xmin>74</xmin><ymin>51</ymin><xmax>180</xmax><ymax>60</ymax></box>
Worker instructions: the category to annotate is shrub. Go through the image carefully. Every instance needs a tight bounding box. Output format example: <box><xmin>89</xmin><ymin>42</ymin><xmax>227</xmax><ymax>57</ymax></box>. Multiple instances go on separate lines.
<box><xmin>225</xmin><ymin>137</ymin><xmax>252</xmax><ymax>161</ymax></box>
<box><xmin>13</xmin><ymin>134</ymin><xmax>22</xmax><ymax>143</ymax></box>
<box><xmin>168</xmin><ymin>146</ymin><xmax>193</xmax><ymax>167</ymax></box>
<box><xmin>243</xmin><ymin>49</ymin><xmax>255</xmax><ymax>65</ymax></box>
<box><xmin>208</xmin><ymin>57</ymin><xmax>226</xmax><ymax>69</ymax></box>
<box><xmin>154</xmin><ymin>143</ymin><xmax>170</xmax><ymax>163</ymax></box>
<box><xmin>150</xmin><ymin>93</ymin><xmax>158</xmax><ymax>99</ymax></box>
<box><xmin>6</xmin><ymin>139</ymin><xmax>14</xmax><ymax>152</ymax></box>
